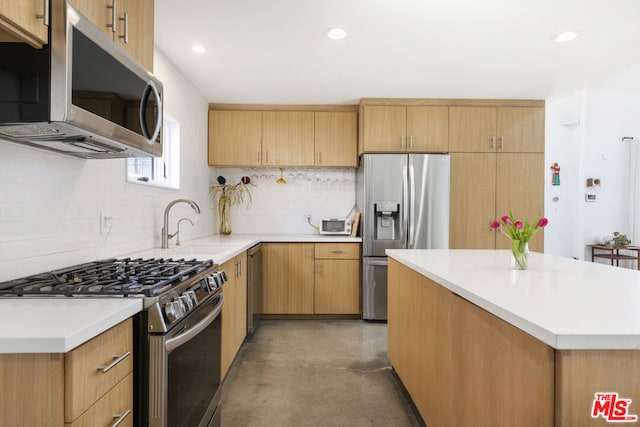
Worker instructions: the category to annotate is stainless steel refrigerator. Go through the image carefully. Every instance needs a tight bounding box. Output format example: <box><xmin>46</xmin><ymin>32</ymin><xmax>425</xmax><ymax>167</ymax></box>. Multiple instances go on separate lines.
<box><xmin>356</xmin><ymin>154</ymin><xmax>450</xmax><ymax>320</ymax></box>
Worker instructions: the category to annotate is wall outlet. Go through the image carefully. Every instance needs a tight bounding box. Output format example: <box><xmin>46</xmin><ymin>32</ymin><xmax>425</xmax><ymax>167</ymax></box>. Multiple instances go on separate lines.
<box><xmin>304</xmin><ymin>212</ymin><xmax>312</xmax><ymax>222</ymax></box>
<box><xmin>100</xmin><ymin>211</ymin><xmax>113</xmax><ymax>234</ymax></box>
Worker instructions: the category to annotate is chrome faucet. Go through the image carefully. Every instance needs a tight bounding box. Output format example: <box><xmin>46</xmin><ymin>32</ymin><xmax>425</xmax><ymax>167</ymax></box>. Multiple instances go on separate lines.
<box><xmin>161</xmin><ymin>199</ymin><xmax>201</xmax><ymax>248</ymax></box>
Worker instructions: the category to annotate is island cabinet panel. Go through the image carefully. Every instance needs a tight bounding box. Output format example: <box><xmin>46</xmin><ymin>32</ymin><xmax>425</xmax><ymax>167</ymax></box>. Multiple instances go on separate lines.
<box><xmin>0</xmin><ymin>353</ymin><xmax>64</xmax><ymax>426</ymax></box>
<box><xmin>0</xmin><ymin>0</ymin><xmax>48</xmax><ymax>48</ymax></box>
<box><xmin>208</xmin><ymin>110</ymin><xmax>262</xmax><ymax>166</ymax></box>
<box><xmin>262</xmin><ymin>243</ymin><xmax>315</xmax><ymax>314</ymax></box>
<box><xmin>555</xmin><ymin>350</ymin><xmax>640</xmax><ymax>427</ymax></box>
<box><xmin>388</xmin><ymin>259</ymin><xmax>554</xmax><ymax>427</ymax></box>
<box><xmin>221</xmin><ymin>252</ymin><xmax>248</xmax><ymax>379</ymax></box>
<box><xmin>262</xmin><ymin>111</ymin><xmax>315</xmax><ymax>166</ymax></box>
<box><xmin>314</xmin><ymin>111</ymin><xmax>358</xmax><ymax>167</ymax></box>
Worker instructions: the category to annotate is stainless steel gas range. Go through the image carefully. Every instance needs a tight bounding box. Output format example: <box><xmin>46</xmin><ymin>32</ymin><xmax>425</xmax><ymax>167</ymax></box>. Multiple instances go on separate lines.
<box><xmin>0</xmin><ymin>257</ymin><xmax>227</xmax><ymax>427</ymax></box>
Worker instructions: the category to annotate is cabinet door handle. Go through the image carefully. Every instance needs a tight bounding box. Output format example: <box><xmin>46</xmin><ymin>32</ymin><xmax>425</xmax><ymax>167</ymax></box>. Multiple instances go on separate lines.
<box><xmin>317</xmin><ymin>152</ymin><xmax>321</xmax><ymax>163</ymax></box>
<box><xmin>238</xmin><ymin>259</ymin><xmax>242</xmax><ymax>277</ymax></box>
<box><xmin>119</xmin><ymin>12</ymin><xmax>129</xmax><ymax>43</ymax></box>
<box><xmin>106</xmin><ymin>0</ymin><xmax>117</xmax><ymax>33</ymax></box>
<box><xmin>265</xmin><ymin>151</ymin><xmax>269</xmax><ymax>163</ymax></box>
<box><xmin>97</xmin><ymin>351</ymin><xmax>131</xmax><ymax>374</ymax></box>
<box><xmin>491</xmin><ymin>136</ymin><xmax>496</xmax><ymax>149</ymax></box>
<box><xmin>256</xmin><ymin>150</ymin><xmax>260</xmax><ymax>163</ymax></box>
<box><xmin>401</xmin><ymin>135</ymin><xmax>405</xmax><ymax>148</ymax></box>
<box><xmin>36</xmin><ymin>0</ymin><xmax>49</xmax><ymax>26</ymax></box>
<box><xmin>409</xmin><ymin>135</ymin><xmax>413</xmax><ymax>149</ymax></box>
<box><xmin>111</xmin><ymin>409</ymin><xmax>131</xmax><ymax>427</ymax></box>
<box><xmin>316</xmin><ymin>264</ymin><xmax>321</xmax><ymax>274</ymax></box>
<box><xmin>499</xmin><ymin>136</ymin><xmax>504</xmax><ymax>149</ymax></box>
<box><xmin>330</xmin><ymin>250</ymin><xmax>346</xmax><ymax>254</ymax></box>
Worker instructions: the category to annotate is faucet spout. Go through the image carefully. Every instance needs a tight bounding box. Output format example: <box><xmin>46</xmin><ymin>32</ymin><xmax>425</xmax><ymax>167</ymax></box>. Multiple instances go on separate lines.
<box><xmin>162</xmin><ymin>199</ymin><xmax>201</xmax><ymax>249</ymax></box>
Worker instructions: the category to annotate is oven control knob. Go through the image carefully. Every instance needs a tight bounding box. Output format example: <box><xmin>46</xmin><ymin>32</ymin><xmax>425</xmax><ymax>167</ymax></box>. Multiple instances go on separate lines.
<box><xmin>174</xmin><ymin>299</ymin><xmax>186</xmax><ymax>317</ymax></box>
<box><xmin>185</xmin><ymin>290</ymin><xmax>198</xmax><ymax>306</ymax></box>
<box><xmin>164</xmin><ymin>302</ymin><xmax>179</xmax><ymax>322</ymax></box>
<box><xmin>180</xmin><ymin>294</ymin><xmax>193</xmax><ymax>311</ymax></box>
<box><xmin>219</xmin><ymin>271</ymin><xmax>228</xmax><ymax>283</ymax></box>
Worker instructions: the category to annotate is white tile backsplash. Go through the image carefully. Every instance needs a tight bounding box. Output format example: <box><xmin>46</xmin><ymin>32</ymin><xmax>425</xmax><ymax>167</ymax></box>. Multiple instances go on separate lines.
<box><xmin>211</xmin><ymin>168</ymin><xmax>357</xmax><ymax>234</ymax></box>
<box><xmin>0</xmin><ymin>49</ymin><xmax>214</xmax><ymax>281</ymax></box>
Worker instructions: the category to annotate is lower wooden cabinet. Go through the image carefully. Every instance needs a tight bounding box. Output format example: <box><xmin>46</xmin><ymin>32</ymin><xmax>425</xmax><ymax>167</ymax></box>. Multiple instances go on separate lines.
<box><xmin>0</xmin><ymin>319</ymin><xmax>133</xmax><ymax>427</ymax></box>
<box><xmin>221</xmin><ymin>252</ymin><xmax>247</xmax><ymax>379</ymax></box>
<box><xmin>262</xmin><ymin>242</ymin><xmax>360</xmax><ymax>315</ymax></box>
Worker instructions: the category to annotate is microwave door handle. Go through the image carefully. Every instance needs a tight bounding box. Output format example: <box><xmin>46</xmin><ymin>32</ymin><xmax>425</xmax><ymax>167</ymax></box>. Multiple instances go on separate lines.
<box><xmin>139</xmin><ymin>80</ymin><xmax>163</xmax><ymax>144</ymax></box>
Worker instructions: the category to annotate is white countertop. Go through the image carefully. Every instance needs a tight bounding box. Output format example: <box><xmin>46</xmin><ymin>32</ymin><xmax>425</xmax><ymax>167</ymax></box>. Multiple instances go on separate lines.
<box><xmin>0</xmin><ymin>297</ymin><xmax>142</xmax><ymax>353</ymax></box>
<box><xmin>125</xmin><ymin>233</ymin><xmax>362</xmax><ymax>265</ymax></box>
<box><xmin>387</xmin><ymin>249</ymin><xmax>640</xmax><ymax>350</ymax></box>
<box><xmin>0</xmin><ymin>234</ymin><xmax>360</xmax><ymax>354</ymax></box>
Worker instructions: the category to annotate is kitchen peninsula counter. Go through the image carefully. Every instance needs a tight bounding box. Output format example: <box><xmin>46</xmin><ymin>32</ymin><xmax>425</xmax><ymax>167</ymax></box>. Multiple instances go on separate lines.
<box><xmin>387</xmin><ymin>249</ymin><xmax>640</xmax><ymax>427</ymax></box>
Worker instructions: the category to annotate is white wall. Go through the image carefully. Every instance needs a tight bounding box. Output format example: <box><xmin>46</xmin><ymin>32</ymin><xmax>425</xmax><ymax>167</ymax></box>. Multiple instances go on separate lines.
<box><xmin>0</xmin><ymin>49</ymin><xmax>213</xmax><ymax>281</ymax></box>
<box><xmin>210</xmin><ymin>167</ymin><xmax>356</xmax><ymax>234</ymax></box>
<box><xmin>545</xmin><ymin>63</ymin><xmax>640</xmax><ymax>260</ymax></box>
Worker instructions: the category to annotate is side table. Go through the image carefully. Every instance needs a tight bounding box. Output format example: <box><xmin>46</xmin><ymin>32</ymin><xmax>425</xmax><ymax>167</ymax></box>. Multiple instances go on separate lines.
<box><xmin>588</xmin><ymin>244</ymin><xmax>640</xmax><ymax>270</ymax></box>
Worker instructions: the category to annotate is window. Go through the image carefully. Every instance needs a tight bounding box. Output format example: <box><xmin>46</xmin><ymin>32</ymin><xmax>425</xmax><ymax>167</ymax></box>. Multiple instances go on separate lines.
<box><xmin>127</xmin><ymin>114</ymin><xmax>180</xmax><ymax>189</ymax></box>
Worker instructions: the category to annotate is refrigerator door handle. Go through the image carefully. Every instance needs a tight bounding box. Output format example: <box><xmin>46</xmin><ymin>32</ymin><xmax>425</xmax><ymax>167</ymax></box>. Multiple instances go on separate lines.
<box><xmin>402</xmin><ymin>163</ymin><xmax>409</xmax><ymax>249</ymax></box>
<box><xmin>408</xmin><ymin>161</ymin><xmax>416</xmax><ymax>249</ymax></box>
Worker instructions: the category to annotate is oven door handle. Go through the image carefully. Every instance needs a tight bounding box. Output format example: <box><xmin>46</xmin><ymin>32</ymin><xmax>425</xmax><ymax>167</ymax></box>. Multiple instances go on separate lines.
<box><xmin>165</xmin><ymin>295</ymin><xmax>224</xmax><ymax>353</ymax></box>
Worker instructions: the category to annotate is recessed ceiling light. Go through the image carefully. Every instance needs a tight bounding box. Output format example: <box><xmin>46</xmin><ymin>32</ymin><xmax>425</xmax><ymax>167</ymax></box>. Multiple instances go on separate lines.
<box><xmin>553</xmin><ymin>30</ymin><xmax>580</xmax><ymax>43</ymax></box>
<box><xmin>324</xmin><ymin>27</ymin><xmax>347</xmax><ymax>40</ymax></box>
<box><xmin>192</xmin><ymin>44</ymin><xmax>206</xmax><ymax>54</ymax></box>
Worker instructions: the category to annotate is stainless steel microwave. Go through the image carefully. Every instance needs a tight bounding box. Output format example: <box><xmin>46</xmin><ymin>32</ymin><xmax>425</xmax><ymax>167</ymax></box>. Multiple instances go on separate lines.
<box><xmin>320</xmin><ymin>218</ymin><xmax>352</xmax><ymax>235</ymax></box>
<box><xmin>0</xmin><ymin>0</ymin><xmax>163</xmax><ymax>159</ymax></box>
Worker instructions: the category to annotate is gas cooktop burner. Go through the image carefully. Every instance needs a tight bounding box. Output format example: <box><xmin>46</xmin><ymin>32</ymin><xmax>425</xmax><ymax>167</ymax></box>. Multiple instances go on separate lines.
<box><xmin>0</xmin><ymin>257</ymin><xmax>215</xmax><ymax>297</ymax></box>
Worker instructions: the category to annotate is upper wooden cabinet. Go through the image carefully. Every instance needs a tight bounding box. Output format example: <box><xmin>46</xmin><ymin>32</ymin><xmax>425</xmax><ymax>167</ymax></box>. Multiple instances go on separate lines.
<box><xmin>208</xmin><ymin>105</ymin><xmax>359</xmax><ymax>167</ymax></box>
<box><xmin>314</xmin><ymin>111</ymin><xmax>358</xmax><ymax>167</ymax></box>
<box><xmin>208</xmin><ymin>110</ymin><xmax>262</xmax><ymax>166</ymax></box>
<box><xmin>0</xmin><ymin>0</ymin><xmax>48</xmax><ymax>48</ymax></box>
<box><xmin>69</xmin><ymin>0</ymin><xmax>154</xmax><ymax>71</ymax></box>
<box><xmin>262</xmin><ymin>111</ymin><xmax>314</xmax><ymax>166</ymax></box>
<box><xmin>362</xmin><ymin>105</ymin><xmax>449</xmax><ymax>153</ymax></box>
<box><xmin>449</xmin><ymin>106</ymin><xmax>544</xmax><ymax>153</ymax></box>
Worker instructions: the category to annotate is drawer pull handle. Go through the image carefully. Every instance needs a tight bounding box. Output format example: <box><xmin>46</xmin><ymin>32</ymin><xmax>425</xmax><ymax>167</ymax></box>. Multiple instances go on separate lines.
<box><xmin>330</xmin><ymin>250</ymin><xmax>346</xmax><ymax>254</ymax></box>
<box><xmin>111</xmin><ymin>409</ymin><xmax>131</xmax><ymax>427</ymax></box>
<box><xmin>97</xmin><ymin>351</ymin><xmax>131</xmax><ymax>374</ymax></box>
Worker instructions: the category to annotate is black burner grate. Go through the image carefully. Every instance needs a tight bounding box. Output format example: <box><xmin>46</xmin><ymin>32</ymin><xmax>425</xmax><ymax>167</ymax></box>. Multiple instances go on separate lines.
<box><xmin>0</xmin><ymin>258</ymin><xmax>215</xmax><ymax>297</ymax></box>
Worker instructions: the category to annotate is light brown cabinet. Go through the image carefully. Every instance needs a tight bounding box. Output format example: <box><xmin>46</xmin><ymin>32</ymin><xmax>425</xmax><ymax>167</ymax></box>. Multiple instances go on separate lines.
<box><xmin>0</xmin><ymin>319</ymin><xmax>133</xmax><ymax>427</ymax></box>
<box><xmin>449</xmin><ymin>106</ymin><xmax>544</xmax><ymax>153</ymax></box>
<box><xmin>0</xmin><ymin>0</ymin><xmax>48</xmax><ymax>48</ymax></box>
<box><xmin>208</xmin><ymin>110</ymin><xmax>262</xmax><ymax>166</ymax></box>
<box><xmin>388</xmin><ymin>259</ymin><xmax>554</xmax><ymax>427</ymax></box>
<box><xmin>314</xmin><ymin>111</ymin><xmax>358</xmax><ymax>167</ymax></box>
<box><xmin>208</xmin><ymin>106</ymin><xmax>359</xmax><ymax>167</ymax></box>
<box><xmin>262</xmin><ymin>111</ymin><xmax>315</xmax><ymax>166</ymax></box>
<box><xmin>221</xmin><ymin>252</ymin><xmax>248</xmax><ymax>379</ymax></box>
<box><xmin>450</xmin><ymin>152</ymin><xmax>544</xmax><ymax>252</ymax></box>
<box><xmin>362</xmin><ymin>105</ymin><xmax>449</xmax><ymax>153</ymax></box>
<box><xmin>262</xmin><ymin>242</ymin><xmax>361</xmax><ymax>315</ymax></box>
<box><xmin>262</xmin><ymin>243</ymin><xmax>315</xmax><ymax>314</ymax></box>
<box><xmin>68</xmin><ymin>0</ymin><xmax>154</xmax><ymax>71</ymax></box>
<box><xmin>314</xmin><ymin>243</ymin><xmax>360</xmax><ymax>314</ymax></box>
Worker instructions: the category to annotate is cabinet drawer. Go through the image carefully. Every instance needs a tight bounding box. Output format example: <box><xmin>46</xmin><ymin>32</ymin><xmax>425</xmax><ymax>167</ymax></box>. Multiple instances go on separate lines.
<box><xmin>65</xmin><ymin>319</ymin><xmax>133</xmax><ymax>422</ymax></box>
<box><xmin>315</xmin><ymin>243</ymin><xmax>360</xmax><ymax>259</ymax></box>
<box><xmin>65</xmin><ymin>373</ymin><xmax>133</xmax><ymax>427</ymax></box>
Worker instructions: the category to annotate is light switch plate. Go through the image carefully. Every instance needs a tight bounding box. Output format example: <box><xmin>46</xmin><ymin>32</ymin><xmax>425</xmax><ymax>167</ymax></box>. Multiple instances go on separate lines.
<box><xmin>585</xmin><ymin>193</ymin><xmax>597</xmax><ymax>202</ymax></box>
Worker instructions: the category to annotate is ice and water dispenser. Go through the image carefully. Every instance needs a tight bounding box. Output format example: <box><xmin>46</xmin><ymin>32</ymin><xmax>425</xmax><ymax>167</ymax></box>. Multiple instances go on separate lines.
<box><xmin>373</xmin><ymin>201</ymin><xmax>400</xmax><ymax>241</ymax></box>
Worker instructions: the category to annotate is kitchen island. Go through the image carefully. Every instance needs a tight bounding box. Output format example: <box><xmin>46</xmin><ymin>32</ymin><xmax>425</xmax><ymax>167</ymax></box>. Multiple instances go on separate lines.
<box><xmin>387</xmin><ymin>249</ymin><xmax>640</xmax><ymax>427</ymax></box>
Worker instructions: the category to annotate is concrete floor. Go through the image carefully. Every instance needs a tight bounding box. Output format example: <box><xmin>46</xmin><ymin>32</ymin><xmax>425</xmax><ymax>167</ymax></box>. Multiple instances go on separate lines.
<box><xmin>219</xmin><ymin>320</ymin><xmax>423</xmax><ymax>427</ymax></box>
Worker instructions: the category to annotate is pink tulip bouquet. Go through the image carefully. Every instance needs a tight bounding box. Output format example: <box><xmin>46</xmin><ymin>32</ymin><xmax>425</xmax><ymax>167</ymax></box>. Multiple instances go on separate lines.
<box><xmin>490</xmin><ymin>212</ymin><xmax>548</xmax><ymax>270</ymax></box>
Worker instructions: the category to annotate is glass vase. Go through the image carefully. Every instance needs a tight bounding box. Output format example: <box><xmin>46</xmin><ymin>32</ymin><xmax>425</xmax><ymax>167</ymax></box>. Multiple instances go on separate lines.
<box><xmin>511</xmin><ymin>241</ymin><xmax>529</xmax><ymax>270</ymax></box>
<box><xmin>219</xmin><ymin>194</ymin><xmax>232</xmax><ymax>235</ymax></box>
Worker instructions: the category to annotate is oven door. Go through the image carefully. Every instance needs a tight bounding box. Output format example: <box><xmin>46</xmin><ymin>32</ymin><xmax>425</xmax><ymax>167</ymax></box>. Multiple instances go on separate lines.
<box><xmin>148</xmin><ymin>294</ymin><xmax>223</xmax><ymax>427</ymax></box>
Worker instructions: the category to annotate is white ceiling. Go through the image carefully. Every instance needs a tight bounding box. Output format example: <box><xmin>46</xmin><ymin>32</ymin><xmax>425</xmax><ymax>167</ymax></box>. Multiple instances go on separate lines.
<box><xmin>154</xmin><ymin>0</ymin><xmax>640</xmax><ymax>105</ymax></box>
